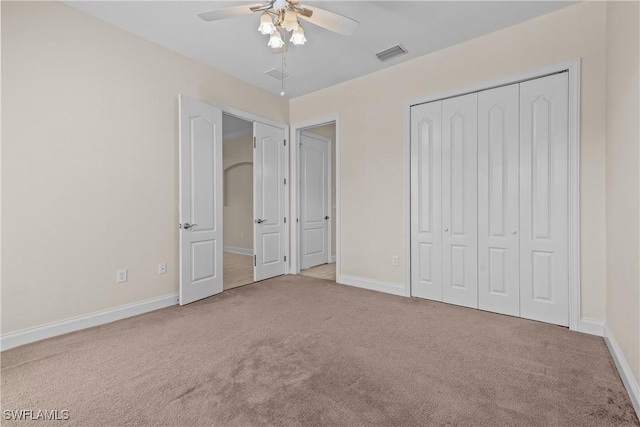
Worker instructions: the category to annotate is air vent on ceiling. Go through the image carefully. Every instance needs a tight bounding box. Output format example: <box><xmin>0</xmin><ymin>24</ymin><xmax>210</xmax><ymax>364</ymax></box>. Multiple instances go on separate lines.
<box><xmin>376</xmin><ymin>44</ymin><xmax>408</xmax><ymax>62</ymax></box>
<box><xmin>264</xmin><ymin>68</ymin><xmax>293</xmax><ymax>81</ymax></box>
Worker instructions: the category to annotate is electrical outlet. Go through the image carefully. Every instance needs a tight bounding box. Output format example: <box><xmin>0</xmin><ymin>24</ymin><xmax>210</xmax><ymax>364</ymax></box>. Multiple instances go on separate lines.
<box><xmin>159</xmin><ymin>263</ymin><xmax>167</xmax><ymax>275</ymax></box>
<box><xmin>117</xmin><ymin>269</ymin><xmax>128</xmax><ymax>283</ymax></box>
<box><xmin>392</xmin><ymin>256</ymin><xmax>399</xmax><ymax>266</ymax></box>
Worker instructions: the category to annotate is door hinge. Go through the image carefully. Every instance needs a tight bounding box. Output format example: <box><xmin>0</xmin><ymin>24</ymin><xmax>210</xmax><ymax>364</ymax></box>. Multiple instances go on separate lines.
<box><xmin>296</xmin><ymin>218</ymin><xmax>299</xmax><ymax>223</ymax></box>
<box><xmin>253</xmin><ymin>137</ymin><xmax>256</xmax><ymax>148</ymax></box>
<box><xmin>284</xmin><ymin>255</ymin><xmax>287</xmax><ymax>262</ymax></box>
<box><xmin>254</xmin><ymin>255</ymin><xmax>257</xmax><ymax>266</ymax></box>
<box><xmin>284</xmin><ymin>139</ymin><xmax>287</xmax><ymax>146</ymax></box>
<box><xmin>284</xmin><ymin>178</ymin><xmax>287</xmax><ymax>185</ymax></box>
<box><xmin>284</xmin><ymin>217</ymin><xmax>287</xmax><ymax>223</ymax></box>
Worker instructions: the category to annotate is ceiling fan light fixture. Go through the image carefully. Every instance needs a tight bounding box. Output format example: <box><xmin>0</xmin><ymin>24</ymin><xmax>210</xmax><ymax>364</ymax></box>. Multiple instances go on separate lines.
<box><xmin>290</xmin><ymin>24</ymin><xmax>307</xmax><ymax>46</ymax></box>
<box><xmin>267</xmin><ymin>30</ymin><xmax>285</xmax><ymax>49</ymax></box>
<box><xmin>282</xmin><ymin>9</ymin><xmax>299</xmax><ymax>32</ymax></box>
<box><xmin>258</xmin><ymin>12</ymin><xmax>275</xmax><ymax>35</ymax></box>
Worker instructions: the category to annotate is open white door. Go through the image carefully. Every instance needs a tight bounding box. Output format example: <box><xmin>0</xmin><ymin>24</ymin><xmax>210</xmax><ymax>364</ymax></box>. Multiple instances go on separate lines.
<box><xmin>254</xmin><ymin>122</ymin><xmax>287</xmax><ymax>281</ymax></box>
<box><xmin>179</xmin><ymin>95</ymin><xmax>223</xmax><ymax>305</ymax></box>
<box><xmin>300</xmin><ymin>132</ymin><xmax>330</xmax><ymax>270</ymax></box>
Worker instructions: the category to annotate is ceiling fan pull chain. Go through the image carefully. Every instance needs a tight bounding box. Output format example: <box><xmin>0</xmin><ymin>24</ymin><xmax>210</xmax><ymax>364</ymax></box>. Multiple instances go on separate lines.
<box><xmin>281</xmin><ymin>38</ymin><xmax>286</xmax><ymax>97</ymax></box>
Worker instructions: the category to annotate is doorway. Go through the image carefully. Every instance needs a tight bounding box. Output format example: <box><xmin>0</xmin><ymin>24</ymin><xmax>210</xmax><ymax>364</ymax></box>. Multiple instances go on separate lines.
<box><xmin>295</xmin><ymin>122</ymin><xmax>337</xmax><ymax>281</ymax></box>
<box><xmin>222</xmin><ymin>113</ymin><xmax>254</xmax><ymax>290</ymax></box>
<box><xmin>178</xmin><ymin>96</ymin><xmax>289</xmax><ymax>305</ymax></box>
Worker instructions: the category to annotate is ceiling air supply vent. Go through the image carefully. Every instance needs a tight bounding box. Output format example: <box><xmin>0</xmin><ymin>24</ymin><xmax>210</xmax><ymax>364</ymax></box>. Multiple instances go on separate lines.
<box><xmin>376</xmin><ymin>44</ymin><xmax>408</xmax><ymax>62</ymax></box>
<box><xmin>265</xmin><ymin>68</ymin><xmax>293</xmax><ymax>81</ymax></box>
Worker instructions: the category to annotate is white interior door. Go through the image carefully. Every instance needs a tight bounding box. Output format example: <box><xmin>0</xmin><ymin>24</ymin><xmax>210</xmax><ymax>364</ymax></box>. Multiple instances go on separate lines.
<box><xmin>519</xmin><ymin>73</ymin><xmax>569</xmax><ymax>326</ymax></box>
<box><xmin>254</xmin><ymin>122</ymin><xmax>287</xmax><ymax>281</ymax></box>
<box><xmin>179</xmin><ymin>96</ymin><xmax>223</xmax><ymax>305</ymax></box>
<box><xmin>410</xmin><ymin>101</ymin><xmax>443</xmax><ymax>300</ymax></box>
<box><xmin>478</xmin><ymin>84</ymin><xmax>520</xmax><ymax>316</ymax></box>
<box><xmin>442</xmin><ymin>92</ymin><xmax>478</xmax><ymax>308</ymax></box>
<box><xmin>300</xmin><ymin>132</ymin><xmax>330</xmax><ymax>269</ymax></box>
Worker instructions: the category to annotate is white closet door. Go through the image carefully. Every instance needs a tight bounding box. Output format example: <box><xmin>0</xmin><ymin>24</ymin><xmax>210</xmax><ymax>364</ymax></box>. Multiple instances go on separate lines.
<box><xmin>519</xmin><ymin>73</ymin><xmax>569</xmax><ymax>326</ymax></box>
<box><xmin>478</xmin><ymin>84</ymin><xmax>520</xmax><ymax>316</ymax></box>
<box><xmin>410</xmin><ymin>101</ymin><xmax>442</xmax><ymax>300</ymax></box>
<box><xmin>442</xmin><ymin>93</ymin><xmax>478</xmax><ymax>308</ymax></box>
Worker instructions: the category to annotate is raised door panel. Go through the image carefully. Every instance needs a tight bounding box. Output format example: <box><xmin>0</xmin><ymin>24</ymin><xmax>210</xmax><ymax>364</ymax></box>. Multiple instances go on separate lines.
<box><xmin>478</xmin><ymin>84</ymin><xmax>520</xmax><ymax>316</ymax></box>
<box><xmin>442</xmin><ymin>93</ymin><xmax>478</xmax><ymax>308</ymax></box>
<box><xmin>410</xmin><ymin>101</ymin><xmax>442</xmax><ymax>300</ymax></box>
<box><xmin>519</xmin><ymin>73</ymin><xmax>569</xmax><ymax>326</ymax></box>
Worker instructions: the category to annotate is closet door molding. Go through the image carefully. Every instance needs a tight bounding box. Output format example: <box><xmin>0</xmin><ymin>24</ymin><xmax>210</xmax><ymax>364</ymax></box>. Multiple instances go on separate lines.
<box><xmin>404</xmin><ymin>58</ymin><xmax>581</xmax><ymax>331</ymax></box>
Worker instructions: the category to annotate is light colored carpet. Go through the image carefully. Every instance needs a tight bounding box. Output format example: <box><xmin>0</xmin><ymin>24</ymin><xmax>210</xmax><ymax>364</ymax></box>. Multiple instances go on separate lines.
<box><xmin>1</xmin><ymin>275</ymin><xmax>638</xmax><ymax>426</ymax></box>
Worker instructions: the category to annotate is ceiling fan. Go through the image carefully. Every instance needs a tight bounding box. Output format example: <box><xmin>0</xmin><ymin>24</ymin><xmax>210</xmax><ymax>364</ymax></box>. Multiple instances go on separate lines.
<box><xmin>197</xmin><ymin>0</ymin><xmax>359</xmax><ymax>49</ymax></box>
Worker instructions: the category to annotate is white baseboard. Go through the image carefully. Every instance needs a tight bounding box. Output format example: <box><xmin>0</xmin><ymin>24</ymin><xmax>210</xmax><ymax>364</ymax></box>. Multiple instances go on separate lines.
<box><xmin>604</xmin><ymin>324</ymin><xmax>640</xmax><ymax>418</ymax></box>
<box><xmin>224</xmin><ymin>246</ymin><xmax>253</xmax><ymax>256</ymax></box>
<box><xmin>577</xmin><ymin>317</ymin><xmax>605</xmax><ymax>336</ymax></box>
<box><xmin>338</xmin><ymin>274</ymin><xmax>406</xmax><ymax>297</ymax></box>
<box><xmin>1</xmin><ymin>293</ymin><xmax>179</xmax><ymax>352</ymax></box>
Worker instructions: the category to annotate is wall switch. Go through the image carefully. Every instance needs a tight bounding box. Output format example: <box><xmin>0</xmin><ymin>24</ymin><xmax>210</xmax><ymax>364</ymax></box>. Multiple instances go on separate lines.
<box><xmin>159</xmin><ymin>263</ymin><xmax>167</xmax><ymax>275</ymax></box>
<box><xmin>117</xmin><ymin>269</ymin><xmax>128</xmax><ymax>283</ymax></box>
<box><xmin>392</xmin><ymin>256</ymin><xmax>400</xmax><ymax>266</ymax></box>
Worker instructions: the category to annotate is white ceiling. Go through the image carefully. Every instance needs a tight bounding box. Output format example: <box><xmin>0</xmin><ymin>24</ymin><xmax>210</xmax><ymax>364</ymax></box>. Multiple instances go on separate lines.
<box><xmin>65</xmin><ymin>1</ymin><xmax>575</xmax><ymax>98</ymax></box>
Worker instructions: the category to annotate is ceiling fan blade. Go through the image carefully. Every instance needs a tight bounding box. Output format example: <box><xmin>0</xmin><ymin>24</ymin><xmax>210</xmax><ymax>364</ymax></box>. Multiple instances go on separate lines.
<box><xmin>197</xmin><ymin>4</ymin><xmax>262</xmax><ymax>22</ymax></box>
<box><xmin>298</xmin><ymin>5</ymin><xmax>359</xmax><ymax>36</ymax></box>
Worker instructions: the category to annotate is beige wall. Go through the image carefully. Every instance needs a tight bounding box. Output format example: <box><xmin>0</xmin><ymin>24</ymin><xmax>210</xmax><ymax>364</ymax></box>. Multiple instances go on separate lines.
<box><xmin>304</xmin><ymin>124</ymin><xmax>336</xmax><ymax>259</ymax></box>
<box><xmin>1</xmin><ymin>1</ymin><xmax>288</xmax><ymax>333</ymax></box>
<box><xmin>605</xmin><ymin>1</ymin><xmax>640</xmax><ymax>384</ymax></box>
<box><xmin>290</xmin><ymin>2</ymin><xmax>608</xmax><ymax>321</ymax></box>
<box><xmin>223</xmin><ymin>133</ymin><xmax>254</xmax><ymax>251</ymax></box>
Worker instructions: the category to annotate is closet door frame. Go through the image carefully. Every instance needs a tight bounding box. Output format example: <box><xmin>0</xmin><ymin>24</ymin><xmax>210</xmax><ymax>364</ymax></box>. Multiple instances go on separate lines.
<box><xmin>404</xmin><ymin>58</ymin><xmax>582</xmax><ymax>332</ymax></box>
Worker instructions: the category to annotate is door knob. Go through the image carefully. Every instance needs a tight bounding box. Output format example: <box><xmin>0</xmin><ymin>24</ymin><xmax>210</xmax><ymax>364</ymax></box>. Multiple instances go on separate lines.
<box><xmin>182</xmin><ymin>223</ymin><xmax>197</xmax><ymax>230</ymax></box>
<box><xmin>255</xmin><ymin>219</ymin><xmax>267</xmax><ymax>224</ymax></box>
<box><xmin>511</xmin><ymin>230</ymin><xmax>517</xmax><ymax>235</ymax></box>
<box><xmin>325</xmin><ymin>216</ymin><xmax>330</xmax><ymax>220</ymax></box>
<box><xmin>444</xmin><ymin>228</ymin><xmax>449</xmax><ymax>232</ymax></box>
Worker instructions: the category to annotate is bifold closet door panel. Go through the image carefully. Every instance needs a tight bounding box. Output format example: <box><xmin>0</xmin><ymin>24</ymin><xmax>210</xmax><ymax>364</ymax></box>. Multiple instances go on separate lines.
<box><xmin>442</xmin><ymin>93</ymin><xmax>478</xmax><ymax>309</ymax></box>
<box><xmin>478</xmin><ymin>84</ymin><xmax>520</xmax><ymax>316</ymax></box>
<box><xmin>410</xmin><ymin>101</ymin><xmax>443</xmax><ymax>300</ymax></box>
<box><xmin>519</xmin><ymin>73</ymin><xmax>569</xmax><ymax>327</ymax></box>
